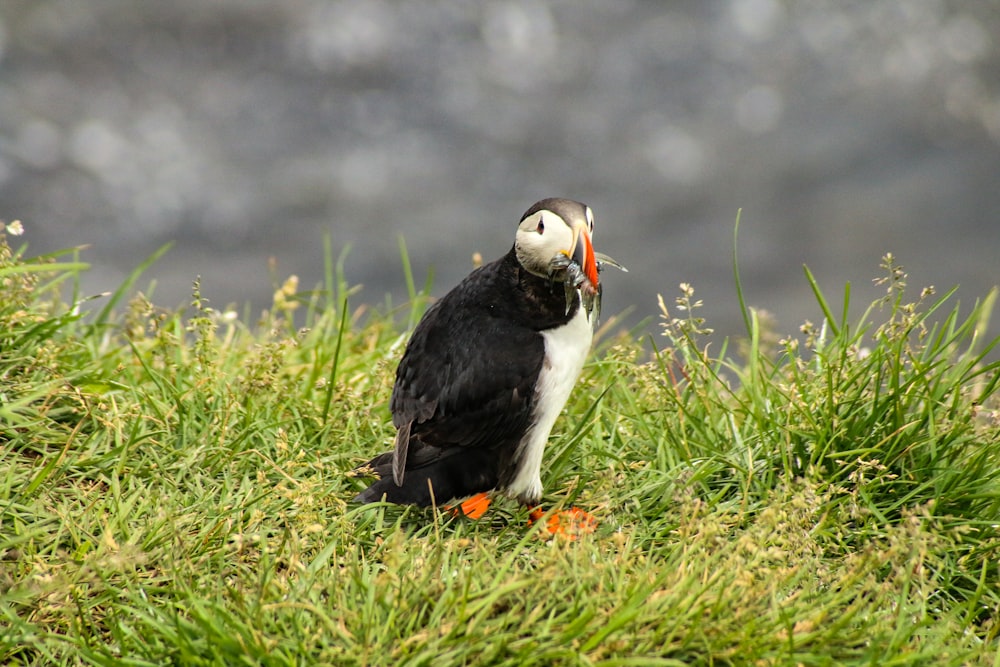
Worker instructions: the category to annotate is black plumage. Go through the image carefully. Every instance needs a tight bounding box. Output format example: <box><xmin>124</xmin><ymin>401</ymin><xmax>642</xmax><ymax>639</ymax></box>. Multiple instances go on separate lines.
<box><xmin>354</xmin><ymin>245</ymin><xmax>581</xmax><ymax>506</ymax></box>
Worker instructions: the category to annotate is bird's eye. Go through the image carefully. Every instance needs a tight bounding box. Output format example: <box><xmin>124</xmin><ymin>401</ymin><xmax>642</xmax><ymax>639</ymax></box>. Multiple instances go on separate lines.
<box><xmin>537</xmin><ymin>220</ymin><xmax>544</xmax><ymax>234</ymax></box>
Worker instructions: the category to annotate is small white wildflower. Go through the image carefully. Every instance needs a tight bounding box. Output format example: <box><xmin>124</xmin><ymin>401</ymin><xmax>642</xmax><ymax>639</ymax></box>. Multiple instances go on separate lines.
<box><xmin>5</xmin><ymin>220</ymin><xmax>24</xmax><ymax>236</ymax></box>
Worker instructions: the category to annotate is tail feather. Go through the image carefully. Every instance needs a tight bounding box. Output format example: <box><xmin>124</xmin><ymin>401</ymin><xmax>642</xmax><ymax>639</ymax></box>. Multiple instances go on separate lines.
<box><xmin>392</xmin><ymin>421</ymin><xmax>411</xmax><ymax>486</ymax></box>
<box><xmin>353</xmin><ymin>446</ymin><xmax>499</xmax><ymax>507</ymax></box>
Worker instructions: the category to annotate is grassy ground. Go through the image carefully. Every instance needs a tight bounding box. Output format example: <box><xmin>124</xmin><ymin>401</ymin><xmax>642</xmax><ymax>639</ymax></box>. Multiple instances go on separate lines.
<box><xmin>2</xmin><ymin>227</ymin><xmax>1000</xmax><ymax>666</ymax></box>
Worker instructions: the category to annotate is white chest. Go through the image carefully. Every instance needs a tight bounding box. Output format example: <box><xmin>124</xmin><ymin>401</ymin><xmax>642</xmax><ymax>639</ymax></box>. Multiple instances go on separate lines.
<box><xmin>505</xmin><ymin>306</ymin><xmax>593</xmax><ymax>504</ymax></box>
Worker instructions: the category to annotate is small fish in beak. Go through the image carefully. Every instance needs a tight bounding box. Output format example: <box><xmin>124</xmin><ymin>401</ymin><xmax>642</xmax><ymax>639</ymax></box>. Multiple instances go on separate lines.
<box><xmin>548</xmin><ymin>250</ymin><xmax>627</xmax><ymax>321</ymax></box>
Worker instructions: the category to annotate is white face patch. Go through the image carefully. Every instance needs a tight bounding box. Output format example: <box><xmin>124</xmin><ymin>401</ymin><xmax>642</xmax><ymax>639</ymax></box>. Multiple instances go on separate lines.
<box><xmin>505</xmin><ymin>305</ymin><xmax>593</xmax><ymax>504</ymax></box>
<box><xmin>514</xmin><ymin>209</ymin><xmax>575</xmax><ymax>279</ymax></box>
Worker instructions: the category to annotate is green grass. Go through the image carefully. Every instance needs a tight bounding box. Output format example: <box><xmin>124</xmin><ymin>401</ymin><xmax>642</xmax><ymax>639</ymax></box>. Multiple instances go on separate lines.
<box><xmin>1</xmin><ymin>229</ymin><xmax>999</xmax><ymax>666</ymax></box>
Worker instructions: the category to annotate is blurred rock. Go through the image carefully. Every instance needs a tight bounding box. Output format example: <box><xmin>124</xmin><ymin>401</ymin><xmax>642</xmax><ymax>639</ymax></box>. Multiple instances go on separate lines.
<box><xmin>1</xmin><ymin>0</ymin><xmax>998</xmax><ymax>341</ymax></box>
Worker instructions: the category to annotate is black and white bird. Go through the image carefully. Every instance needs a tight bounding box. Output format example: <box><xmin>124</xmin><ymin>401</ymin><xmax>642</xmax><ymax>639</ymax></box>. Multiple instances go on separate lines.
<box><xmin>354</xmin><ymin>198</ymin><xmax>623</xmax><ymax>527</ymax></box>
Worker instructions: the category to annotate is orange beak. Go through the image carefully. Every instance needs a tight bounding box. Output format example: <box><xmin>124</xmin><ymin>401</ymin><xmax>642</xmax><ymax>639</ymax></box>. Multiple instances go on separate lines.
<box><xmin>570</xmin><ymin>224</ymin><xmax>599</xmax><ymax>289</ymax></box>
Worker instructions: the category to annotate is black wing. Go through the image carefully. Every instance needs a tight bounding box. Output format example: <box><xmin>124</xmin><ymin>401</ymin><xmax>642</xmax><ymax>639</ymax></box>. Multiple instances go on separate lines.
<box><xmin>391</xmin><ymin>291</ymin><xmax>544</xmax><ymax>457</ymax></box>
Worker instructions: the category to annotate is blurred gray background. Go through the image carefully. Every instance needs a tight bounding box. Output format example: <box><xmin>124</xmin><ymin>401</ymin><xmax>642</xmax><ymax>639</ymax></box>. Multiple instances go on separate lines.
<box><xmin>2</xmin><ymin>0</ymin><xmax>999</xmax><ymax>342</ymax></box>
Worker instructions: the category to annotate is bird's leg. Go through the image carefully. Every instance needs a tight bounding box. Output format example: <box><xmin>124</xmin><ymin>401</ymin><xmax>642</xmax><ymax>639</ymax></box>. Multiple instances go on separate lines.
<box><xmin>444</xmin><ymin>492</ymin><xmax>492</xmax><ymax>520</ymax></box>
<box><xmin>528</xmin><ymin>506</ymin><xmax>598</xmax><ymax>540</ymax></box>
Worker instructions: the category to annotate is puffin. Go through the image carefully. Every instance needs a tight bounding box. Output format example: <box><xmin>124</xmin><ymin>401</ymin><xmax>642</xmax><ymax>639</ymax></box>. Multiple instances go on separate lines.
<box><xmin>354</xmin><ymin>198</ymin><xmax>623</xmax><ymax>533</ymax></box>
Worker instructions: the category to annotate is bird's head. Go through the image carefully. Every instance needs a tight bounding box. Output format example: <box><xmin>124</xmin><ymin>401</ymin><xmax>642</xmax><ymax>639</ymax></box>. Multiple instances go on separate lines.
<box><xmin>515</xmin><ymin>198</ymin><xmax>599</xmax><ymax>293</ymax></box>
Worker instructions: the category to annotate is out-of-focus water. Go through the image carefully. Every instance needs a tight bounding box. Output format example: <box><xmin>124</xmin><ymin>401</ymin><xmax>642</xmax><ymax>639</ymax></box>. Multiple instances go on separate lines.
<box><xmin>2</xmin><ymin>0</ymin><xmax>999</xmax><ymax>342</ymax></box>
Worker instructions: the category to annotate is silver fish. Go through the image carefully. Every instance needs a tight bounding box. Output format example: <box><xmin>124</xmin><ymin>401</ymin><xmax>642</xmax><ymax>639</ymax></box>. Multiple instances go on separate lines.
<box><xmin>595</xmin><ymin>252</ymin><xmax>628</xmax><ymax>274</ymax></box>
<box><xmin>548</xmin><ymin>252</ymin><xmax>627</xmax><ymax>322</ymax></box>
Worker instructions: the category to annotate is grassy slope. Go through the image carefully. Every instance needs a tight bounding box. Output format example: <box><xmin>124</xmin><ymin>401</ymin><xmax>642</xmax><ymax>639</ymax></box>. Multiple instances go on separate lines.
<box><xmin>1</xmin><ymin>235</ymin><xmax>1000</xmax><ymax>666</ymax></box>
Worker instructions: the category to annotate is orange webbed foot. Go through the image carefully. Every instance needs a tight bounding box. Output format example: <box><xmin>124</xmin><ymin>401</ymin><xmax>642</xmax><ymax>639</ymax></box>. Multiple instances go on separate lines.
<box><xmin>528</xmin><ymin>506</ymin><xmax>597</xmax><ymax>540</ymax></box>
<box><xmin>445</xmin><ymin>492</ymin><xmax>492</xmax><ymax>520</ymax></box>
